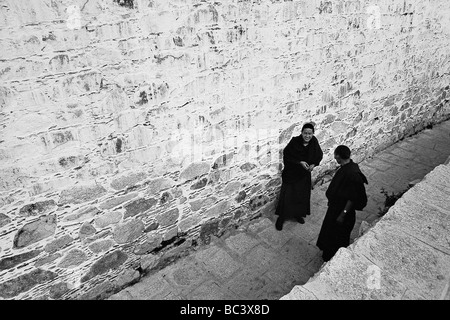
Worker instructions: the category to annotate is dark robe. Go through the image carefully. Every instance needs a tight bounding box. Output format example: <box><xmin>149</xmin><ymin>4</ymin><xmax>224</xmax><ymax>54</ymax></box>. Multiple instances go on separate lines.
<box><xmin>275</xmin><ymin>135</ymin><xmax>323</xmax><ymax>220</ymax></box>
<box><xmin>316</xmin><ymin>159</ymin><xmax>368</xmax><ymax>261</ymax></box>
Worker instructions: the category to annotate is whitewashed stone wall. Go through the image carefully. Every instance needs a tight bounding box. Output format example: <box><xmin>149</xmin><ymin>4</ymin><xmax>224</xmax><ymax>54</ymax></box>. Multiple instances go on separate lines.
<box><xmin>0</xmin><ymin>0</ymin><xmax>449</xmax><ymax>299</ymax></box>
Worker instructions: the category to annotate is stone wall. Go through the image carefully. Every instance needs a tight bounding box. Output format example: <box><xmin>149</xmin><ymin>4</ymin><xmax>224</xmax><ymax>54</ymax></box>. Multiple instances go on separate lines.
<box><xmin>280</xmin><ymin>160</ymin><xmax>450</xmax><ymax>300</ymax></box>
<box><xmin>0</xmin><ymin>0</ymin><xmax>450</xmax><ymax>299</ymax></box>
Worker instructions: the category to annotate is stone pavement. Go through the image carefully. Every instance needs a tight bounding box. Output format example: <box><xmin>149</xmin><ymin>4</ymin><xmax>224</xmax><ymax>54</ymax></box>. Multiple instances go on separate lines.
<box><xmin>281</xmin><ymin>151</ymin><xmax>450</xmax><ymax>300</ymax></box>
<box><xmin>108</xmin><ymin>119</ymin><xmax>450</xmax><ymax>300</ymax></box>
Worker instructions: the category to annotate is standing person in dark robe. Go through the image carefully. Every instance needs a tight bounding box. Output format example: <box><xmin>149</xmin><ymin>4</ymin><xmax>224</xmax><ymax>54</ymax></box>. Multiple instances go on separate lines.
<box><xmin>316</xmin><ymin>145</ymin><xmax>368</xmax><ymax>262</ymax></box>
<box><xmin>275</xmin><ymin>123</ymin><xmax>323</xmax><ymax>231</ymax></box>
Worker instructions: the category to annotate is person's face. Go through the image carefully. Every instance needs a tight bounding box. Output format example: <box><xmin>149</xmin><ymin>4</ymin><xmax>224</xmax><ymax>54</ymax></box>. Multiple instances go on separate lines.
<box><xmin>334</xmin><ymin>153</ymin><xmax>343</xmax><ymax>165</ymax></box>
<box><xmin>301</xmin><ymin>128</ymin><xmax>314</xmax><ymax>142</ymax></box>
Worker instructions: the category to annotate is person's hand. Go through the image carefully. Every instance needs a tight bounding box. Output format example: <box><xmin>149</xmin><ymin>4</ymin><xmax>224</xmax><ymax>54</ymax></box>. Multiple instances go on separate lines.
<box><xmin>308</xmin><ymin>164</ymin><xmax>315</xmax><ymax>172</ymax></box>
<box><xmin>336</xmin><ymin>212</ymin><xmax>345</xmax><ymax>225</ymax></box>
<box><xmin>300</xmin><ymin>161</ymin><xmax>309</xmax><ymax>170</ymax></box>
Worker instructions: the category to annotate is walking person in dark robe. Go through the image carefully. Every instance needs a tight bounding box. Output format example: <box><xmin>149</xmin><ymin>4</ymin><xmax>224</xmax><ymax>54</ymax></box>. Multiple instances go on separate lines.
<box><xmin>275</xmin><ymin>123</ymin><xmax>323</xmax><ymax>230</ymax></box>
<box><xmin>316</xmin><ymin>145</ymin><xmax>368</xmax><ymax>262</ymax></box>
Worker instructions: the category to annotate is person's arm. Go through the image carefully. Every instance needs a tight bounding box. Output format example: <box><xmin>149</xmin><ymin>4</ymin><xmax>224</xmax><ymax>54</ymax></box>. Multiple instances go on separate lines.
<box><xmin>284</xmin><ymin>157</ymin><xmax>300</xmax><ymax>164</ymax></box>
<box><xmin>309</xmin><ymin>138</ymin><xmax>323</xmax><ymax>171</ymax></box>
<box><xmin>314</xmin><ymin>145</ymin><xmax>323</xmax><ymax>166</ymax></box>
<box><xmin>336</xmin><ymin>200</ymin><xmax>353</xmax><ymax>224</ymax></box>
<box><xmin>283</xmin><ymin>139</ymin><xmax>309</xmax><ymax>169</ymax></box>
<box><xmin>285</xmin><ymin>156</ymin><xmax>308</xmax><ymax>169</ymax></box>
<box><xmin>284</xmin><ymin>156</ymin><xmax>309</xmax><ymax>170</ymax></box>
<box><xmin>336</xmin><ymin>170</ymin><xmax>365</xmax><ymax>224</ymax></box>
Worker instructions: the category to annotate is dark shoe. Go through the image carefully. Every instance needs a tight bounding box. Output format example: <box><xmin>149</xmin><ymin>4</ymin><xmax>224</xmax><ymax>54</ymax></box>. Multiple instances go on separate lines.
<box><xmin>296</xmin><ymin>217</ymin><xmax>305</xmax><ymax>224</ymax></box>
<box><xmin>275</xmin><ymin>217</ymin><xmax>284</xmax><ymax>230</ymax></box>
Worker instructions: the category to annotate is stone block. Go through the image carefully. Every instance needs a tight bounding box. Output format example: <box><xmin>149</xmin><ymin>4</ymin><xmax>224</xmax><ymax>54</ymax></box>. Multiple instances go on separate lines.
<box><xmin>179</xmin><ymin>215</ymin><xmax>201</xmax><ymax>233</ymax></box>
<box><xmin>123</xmin><ymin>198</ymin><xmax>157</xmax><ymax>219</ymax></box>
<box><xmin>249</xmin><ymin>194</ymin><xmax>269</xmax><ymax>211</ymax></box>
<box><xmin>0</xmin><ymin>269</ymin><xmax>57</xmax><ymax>299</ymax></box>
<box><xmin>266</xmin><ymin>256</ymin><xmax>313</xmax><ymax>291</ymax></box>
<box><xmin>114</xmin><ymin>269</ymin><xmax>140</xmax><ymax>288</ymax></box>
<box><xmin>225</xmin><ymin>233</ymin><xmax>259</xmax><ymax>255</ymax></box>
<box><xmin>253</xmin><ymin>282</ymin><xmax>289</xmax><ymax>300</ymax></box>
<box><xmin>88</xmin><ymin>239</ymin><xmax>114</xmax><ymax>254</ymax></box>
<box><xmin>45</xmin><ymin>235</ymin><xmax>74</xmax><ymax>254</ymax></box>
<box><xmin>165</xmin><ymin>258</ymin><xmax>208</xmax><ymax>288</ymax></box>
<box><xmin>190</xmin><ymin>177</ymin><xmax>208</xmax><ymax>190</ymax></box>
<box><xmin>420</xmin><ymin>165</ymin><xmax>450</xmax><ymax>194</ymax></box>
<box><xmin>243</xmin><ymin>245</ymin><xmax>278</xmax><ymax>272</ymax></box>
<box><xmin>188</xmin><ymin>280</ymin><xmax>237</xmax><ymax>300</ymax></box>
<box><xmin>265</xmin><ymin>177</ymin><xmax>281</xmax><ymax>189</ymax></box>
<box><xmin>204</xmin><ymin>200</ymin><xmax>230</xmax><ymax>218</ymax></box>
<box><xmin>110</xmin><ymin>172</ymin><xmax>147</xmax><ymax>190</ymax></box>
<box><xmin>305</xmin><ymin>254</ymin><xmax>325</xmax><ymax>275</ymax></box>
<box><xmin>145</xmin><ymin>177</ymin><xmax>175</xmax><ymax>195</ymax></box>
<box><xmin>280</xmin><ymin>285</ymin><xmax>318</xmax><ymax>300</ymax></box>
<box><xmin>78</xmin><ymin>281</ymin><xmax>116</xmax><ymax>300</ymax></box>
<box><xmin>34</xmin><ymin>253</ymin><xmax>61</xmax><ymax>267</ymax></box>
<box><xmin>0</xmin><ymin>250</ymin><xmax>41</xmax><ymax>271</ymax></box>
<box><xmin>140</xmin><ymin>254</ymin><xmax>158</xmax><ymax>271</ymax></box>
<box><xmin>98</xmin><ymin>193</ymin><xmax>137</xmax><ymax>210</ymax></box>
<box><xmin>113</xmin><ymin>219</ymin><xmax>145</xmax><ymax>244</ymax></box>
<box><xmin>134</xmin><ymin>234</ymin><xmax>162</xmax><ymax>255</ymax></box>
<box><xmin>401</xmin><ymin>289</ymin><xmax>426</xmax><ymax>300</ymax></box>
<box><xmin>190</xmin><ymin>196</ymin><xmax>217</xmax><ymax>211</ymax></box>
<box><xmin>258</xmin><ymin>226</ymin><xmax>292</xmax><ymax>249</ymax></box>
<box><xmin>352</xmin><ymin>224</ymin><xmax>450</xmax><ymax>299</ymax></box>
<box><xmin>0</xmin><ymin>213</ymin><xmax>11</xmax><ymax>228</ymax></box>
<box><xmin>131</xmin><ymin>272</ymin><xmax>174</xmax><ymax>300</ymax></box>
<box><xmin>381</xmin><ymin>197</ymin><xmax>450</xmax><ymax>254</ymax></box>
<box><xmin>144</xmin><ymin>220</ymin><xmax>159</xmax><ymax>232</ymax></box>
<box><xmin>156</xmin><ymin>208</ymin><xmax>179</xmax><ymax>227</ymax></box>
<box><xmin>49</xmin><ymin>282</ymin><xmax>70</xmax><ymax>300</ymax></box>
<box><xmin>278</xmin><ymin>238</ymin><xmax>319</xmax><ymax>267</ymax></box>
<box><xmin>81</xmin><ymin>250</ymin><xmax>128</xmax><ymax>282</ymax></box>
<box><xmin>58</xmin><ymin>184</ymin><xmax>107</xmax><ymax>205</ymax></box>
<box><xmin>278</xmin><ymin>123</ymin><xmax>298</xmax><ymax>144</ymax></box>
<box><xmin>212</xmin><ymin>152</ymin><xmax>234</xmax><ymax>169</ymax></box>
<box><xmin>195</xmin><ymin>246</ymin><xmax>242</xmax><ymax>280</ymax></box>
<box><xmin>330</xmin><ymin>121</ymin><xmax>349</xmax><ymax>134</ymax></box>
<box><xmin>160</xmin><ymin>191</ymin><xmax>173</xmax><ymax>204</ymax></box>
<box><xmin>240</xmin><ymin>162</ymin><xmax>257</xmax><ymax>172</ymax></box>
<box><xmin>199</xmin><ymin>220</ymin><xmax>219</xmax><ymax>245</ymax></box>
<box><xmin>224</xmin><ymin>268</ymin><xmax>275</xmax><ymax>299</ymax></box>
<box><xmin>94</xmin><ymin>211</ymin><xmax>122</xmax><ymax>228</ymax></box>
<box><xmin>57</xmin><ymin>249</ymin><xmax>88</xmax><ymax>269</ymax></box>
<box><xmin>308</xmin><ymin>248</ymin><xmax>407</xmax><ymax>299</ymax></box>
<box><xmin>235</xmin><ymin>190</ymin><xmax>246</xmax><ymax>203</ymax></box>
<box><xmin>284</xmin><ymin>220</ymin><xmax>322</xmax><ymax>243</ymax></box>
<box><xmin>107</xmin><ymin>289</ymin><xmax>134</xmax><ymax>300</ymax></box>
<box><xmin>223</xmin><ymin>181</ymin><xmax>241</xmax><ymax>196</ymax></box>
<box><xmin>84</xmin><ymin>230</ymin><xmax>111</xmax><ymax>244</ymax></box>
<box><xmin>51</xmin><ymin>130</ymin><xmax>75</xmax><ymax>147</ymax></box>
<box><xmin>219</xmin><ymin>215</ymin><xmax>233</xmax><ymax>229</ymax></box>
<box><xmin>163</xmin><ymin>226</ymin><xmax>178</xmax><ymax>242</ymax></box>
<box><xmin>179</xmin><ymin>162</ymin><xmax>210</xmax><ymax>181</ymax></box>
<box><xmin>13</xmin><ymin>214</ymin><xmax>57</xmax><ymax>248</ymax></box>
<box><xmin>79</xmin><ymin>222</ymin><xmax>96</xmax><ymax>241</ymax></box>
<box><xmin>62</xmin><ymin>206</ymin><xmax>100</xmax><ymax>223</ymax></box>
<box><xmin>247</xmin><ymin>217</ymin><xmax>273</xmax><ymax>234</ymax></box>
<box><xmin>19</xmin><ymin>200</ymin><xmax>56</xmax><ymax>216</ymax></box>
